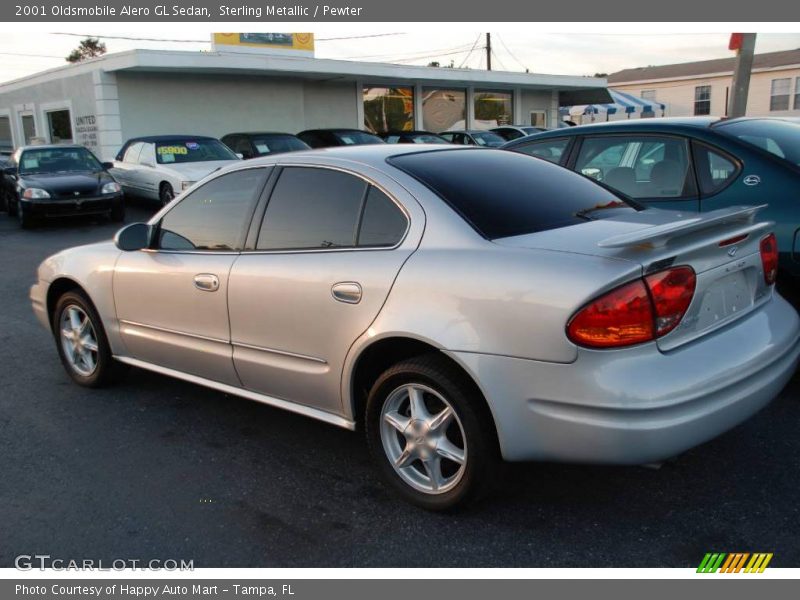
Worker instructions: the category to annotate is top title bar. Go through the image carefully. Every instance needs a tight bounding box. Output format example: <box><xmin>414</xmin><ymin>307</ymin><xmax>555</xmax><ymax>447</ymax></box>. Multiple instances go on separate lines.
<box><xmin>4</xmin><ymin>0</ymin><xmax>800</xmax><ymax>21</ymax></box>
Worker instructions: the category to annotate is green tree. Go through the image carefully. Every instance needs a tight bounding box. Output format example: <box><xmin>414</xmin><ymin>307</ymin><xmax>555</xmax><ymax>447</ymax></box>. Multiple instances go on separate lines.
<box><xmin>66</xmin><ymin>37</ymin><xmax>107</xmax><ymax>63</ymax></box>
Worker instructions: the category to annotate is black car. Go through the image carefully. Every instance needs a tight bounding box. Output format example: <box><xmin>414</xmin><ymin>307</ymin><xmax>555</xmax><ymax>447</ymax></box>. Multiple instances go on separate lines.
<box><xmin>221</xmin><ymin>132</ymin><xmax>310</xmax><ymax>159</ymax></box>
<box><xmin>3</xmin><ymin>144</ymin><xmax>124</xmax><ymax>228</ymax></box>
<box><xmin>380</xmin><ymin>130</ymin><xmax>451</xmax><ymax>144</ymax></box>
<box><xmin>296</xmin><ymin>128</ymin><xmax>385</xmax><ymax>148</ymax></box>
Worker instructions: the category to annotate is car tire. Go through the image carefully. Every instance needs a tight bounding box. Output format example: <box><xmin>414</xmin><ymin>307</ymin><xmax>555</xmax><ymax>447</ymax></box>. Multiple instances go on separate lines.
<box><xmin>52</xmin><ymin>290</ymin><xmax>127</xmax><ymax>388</ymax></box>
<box><xmin>17</xmin><ymin>201</ymin><xmax>34</xmax><ymax>229</ymax></box>
<box><xmin>110</xmin><ymin>201</ymin><xmax>125</xmax><ymax>223</ymax></box>
<box><xmin>159</xmin><ymin>182</ymin><xmax>174</xmax><ymax>206</ymax></box>
<box><xmin>365</xmin><ymin>354</ymin><xmax>499</xmax><ymax>510</ymax></box>
<box><xmin>7</xmin><ymin>196</ymin><xmax>17</xmax><ymax>217</ymax></box>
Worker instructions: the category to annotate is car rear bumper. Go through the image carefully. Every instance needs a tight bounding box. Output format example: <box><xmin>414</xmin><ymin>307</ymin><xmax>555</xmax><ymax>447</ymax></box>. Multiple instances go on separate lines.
<box><xmin>450</xmin><ymin>292</ymin><xmax>800</xmax><ymax>464</ymax></box>
<box><xmin>22</xmin><ymin>193</ymin><xmax>122</xmax><ymax>218</ymax></box>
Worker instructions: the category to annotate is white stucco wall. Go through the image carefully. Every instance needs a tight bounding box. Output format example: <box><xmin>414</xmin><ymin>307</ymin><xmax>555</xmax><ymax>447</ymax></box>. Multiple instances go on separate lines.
<box><xmin>115</xmin><ymin>72</ymin><xmax>359</xmax><ymax>145</ymax></box>
<box><xmin>0</xmin><ymin>72</ymin><xmax>98</xmax><ymax>151</ymax></box>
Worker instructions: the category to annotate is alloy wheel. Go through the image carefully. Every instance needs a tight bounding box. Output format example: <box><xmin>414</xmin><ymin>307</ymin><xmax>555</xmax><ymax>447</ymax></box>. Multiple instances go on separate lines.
<box><xmin>379</xmin><ymin>383</ymin><xmax>467</xmax><ymax>494</ymax></box>
<box><xmin>59</xmin><ymin>305</ymin><xmax>99</xmax><ymax>377</ymax></box>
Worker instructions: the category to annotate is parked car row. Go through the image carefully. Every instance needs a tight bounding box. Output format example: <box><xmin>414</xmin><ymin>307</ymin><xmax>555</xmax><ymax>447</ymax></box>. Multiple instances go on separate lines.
<box><xmin>0</xmin><ymin>125</ymin><xmax>553</xmax><ymax>227</ymax></box>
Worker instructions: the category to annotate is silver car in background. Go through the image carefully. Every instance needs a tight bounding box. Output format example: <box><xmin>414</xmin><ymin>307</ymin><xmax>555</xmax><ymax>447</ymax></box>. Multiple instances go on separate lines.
<box><xmin>30</xmin><ymin>145</ymin><xmax>800</xmax><ymax>509</ymax></box>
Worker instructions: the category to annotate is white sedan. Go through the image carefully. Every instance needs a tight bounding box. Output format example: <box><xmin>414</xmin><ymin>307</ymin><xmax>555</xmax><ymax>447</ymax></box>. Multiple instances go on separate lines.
<box><xmin>111</xmin><ymin>135</ymin><xmax>240</xmax><ymax>205</ymax></box>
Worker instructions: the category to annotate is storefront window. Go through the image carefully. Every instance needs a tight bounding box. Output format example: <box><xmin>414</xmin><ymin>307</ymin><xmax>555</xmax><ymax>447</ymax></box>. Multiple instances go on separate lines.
<box><xmin>422</xmin><ymin>88</ymin><xmax>466</xmax><ymax>132</ymax></box>
<box><xmin>474</xmin><ymin>90</ymin><xmax>513</xmax><ymax>129</ymax></box>
<box><xmin>363</xmin><ymin>86</ymin><xmax>414</xmax><ymax>134</ymax></box>
<box><xmin>47</xmin><ymin>109</ymin><xmax>73</xmax><ymax>143</ymax></box>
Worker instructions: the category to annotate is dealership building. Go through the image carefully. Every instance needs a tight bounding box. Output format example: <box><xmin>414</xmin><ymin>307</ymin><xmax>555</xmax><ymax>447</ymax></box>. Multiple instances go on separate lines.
<box><xmin>0</xmin><ymin>43</ymin><xmax>609</xmax><ymax>161</ymax></box>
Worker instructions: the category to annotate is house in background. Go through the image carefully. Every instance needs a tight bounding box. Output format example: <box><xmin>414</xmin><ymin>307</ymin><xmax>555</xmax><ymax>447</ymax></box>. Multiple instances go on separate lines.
<box><xmin>607</xmin><ymin>48</ymin><xmax>800</xmax><ymax>119</ymax></box>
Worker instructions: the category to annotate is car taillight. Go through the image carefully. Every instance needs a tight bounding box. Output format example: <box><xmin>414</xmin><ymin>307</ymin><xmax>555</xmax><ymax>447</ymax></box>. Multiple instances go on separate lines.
<box><xmin>760</xmin><ymin>233</ymin><xmax>778</xmax><ymax>286</ymax></box>
<box><xmin>567</xmin><ymin>266</ymin><xmax>696</xmax><ymax>349</ymax></box>
<box><xmin>644</xmin><ymin>266</ymin><xmax>696</xmax><ymax>337</ymax></box>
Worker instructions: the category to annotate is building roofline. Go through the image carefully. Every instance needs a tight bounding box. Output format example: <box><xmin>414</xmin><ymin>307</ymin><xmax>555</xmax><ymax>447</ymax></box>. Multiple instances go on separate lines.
<box><xmin>0</xmin><ymin>48</ymin><xmax>607</xmax><ymax>93</ymax></box>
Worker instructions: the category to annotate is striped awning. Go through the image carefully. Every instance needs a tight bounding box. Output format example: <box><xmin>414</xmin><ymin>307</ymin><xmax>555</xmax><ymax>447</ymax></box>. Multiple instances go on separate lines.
<box><xmin>560</xmin><ymin>89</ymin><xmax>666</xmax><ymax>117</ymax></box>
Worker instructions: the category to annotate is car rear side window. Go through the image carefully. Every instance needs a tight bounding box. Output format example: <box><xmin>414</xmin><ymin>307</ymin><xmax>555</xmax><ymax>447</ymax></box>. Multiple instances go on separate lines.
<box><xmin>692</xmin><ymin>141</ymin><xmax>740</xmax><ymax>196</ymax></box>
<box><xmin>390</xmin><ymin>149</ymin><xmax>632</xmax><ymax>239</ymax></box>
<box><xmin>575</xmin><ymin>135</ymin><xmax>694</xmax><ymax>199</ymax></box>
<box><xmin>717</xmin><ymin>119</ymin><xmax>800</xmax><ymax>167</ymax></box>
<box><xmin>358</xmin><ymin>186</ymin><xmax>408</xmax><ymax>247</ymax></box>
<box><xmin>158</xmin><ymin>168</ymin><xmax>268</xmax><ymax>251</ymax></box>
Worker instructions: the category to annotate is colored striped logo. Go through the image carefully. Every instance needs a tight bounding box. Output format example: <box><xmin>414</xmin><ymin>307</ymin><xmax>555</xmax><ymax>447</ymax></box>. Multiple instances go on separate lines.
<box><xmin>697</xmin><ymin>553</ymin><xmax>773</xmax><ymax>573</ymax></box>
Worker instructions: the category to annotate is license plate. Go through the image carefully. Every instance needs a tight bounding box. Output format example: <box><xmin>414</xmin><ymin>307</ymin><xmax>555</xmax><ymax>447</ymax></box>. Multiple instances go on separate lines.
<box><xmin>694</xmin><ymin>270</ymin><xmax>753</xmax><ymax>330</ymax></box>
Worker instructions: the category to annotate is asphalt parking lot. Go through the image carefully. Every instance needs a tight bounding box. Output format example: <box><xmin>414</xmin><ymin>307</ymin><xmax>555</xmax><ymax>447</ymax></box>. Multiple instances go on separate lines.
<box><xmin>1</xmin><ymin>201</ymin><xmax>799</xmax><ymax>568</ymax></box>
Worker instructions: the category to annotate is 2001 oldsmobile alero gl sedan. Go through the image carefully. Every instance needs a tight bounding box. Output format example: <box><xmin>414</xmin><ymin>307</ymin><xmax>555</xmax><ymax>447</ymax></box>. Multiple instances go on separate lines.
<box><xmin>30</xmin><ymin>145</ymin><xmax>800</xmax><ymax>509</ymax></box>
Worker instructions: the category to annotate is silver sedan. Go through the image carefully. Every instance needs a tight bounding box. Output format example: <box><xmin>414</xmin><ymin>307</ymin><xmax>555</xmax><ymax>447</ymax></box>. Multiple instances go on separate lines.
<box><xmin>30</xmin><ymin>145</ymin><xmax>800</xmax><ymax>509</ymax></box>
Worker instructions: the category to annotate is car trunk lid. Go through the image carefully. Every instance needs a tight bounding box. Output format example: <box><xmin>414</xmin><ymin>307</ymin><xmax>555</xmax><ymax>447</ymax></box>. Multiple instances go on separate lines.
<box><xmin>494</xmin><ymin>205</ymin><xmax>774</xmax><ymax>351</ymax></box>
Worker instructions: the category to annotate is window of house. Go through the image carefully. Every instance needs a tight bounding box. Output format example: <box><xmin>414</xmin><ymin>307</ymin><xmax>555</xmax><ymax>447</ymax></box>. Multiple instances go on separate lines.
<box><xmin>770</xmin><ymin>78</ymin><xmax>791</xmax><ymax>111</ymax></box>
<box><xmin>0</xmin><ymin>116</ymin><xmax>12</xmax><ymax>152</ymax></box>
<box><xmin>694</xmin><ymin>86</ymin><xmax>711</xmax><ymax>116</ymax></box>
<box><xmin>46</xmin><ymin>109</ymin><xmax>73</xmax><ymax>144</ymax></box>
<box><xmin>641</xmin><ymin>90</ymin><xmax>657</xmax><ymax>100</ymax></box>
<box><xmin>794</xmin><ymin>77</ymin><xmax>800</xmax><ymax>110</ymax></box>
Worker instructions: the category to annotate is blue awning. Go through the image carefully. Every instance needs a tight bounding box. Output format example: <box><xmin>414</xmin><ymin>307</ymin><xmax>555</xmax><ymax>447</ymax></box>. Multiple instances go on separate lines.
<box><xmin>560</xmin><ymin>89</ymin><xmax>666</xmax><ymax>117</ymax></box>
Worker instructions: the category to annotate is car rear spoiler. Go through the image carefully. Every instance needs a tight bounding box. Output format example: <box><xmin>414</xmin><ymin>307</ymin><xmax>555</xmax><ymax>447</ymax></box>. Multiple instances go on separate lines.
<box><xmin>598</xmin><ymin>205</ymin><xmax>772</xmax><ymax>249</ymax></box>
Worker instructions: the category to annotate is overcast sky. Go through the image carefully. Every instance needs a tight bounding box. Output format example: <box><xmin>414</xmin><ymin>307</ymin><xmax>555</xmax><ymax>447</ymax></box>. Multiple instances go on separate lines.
<box><xmin>0</xmin><ymin>31</ymin><xmax>799</xmax><ymax>84</ymax></box>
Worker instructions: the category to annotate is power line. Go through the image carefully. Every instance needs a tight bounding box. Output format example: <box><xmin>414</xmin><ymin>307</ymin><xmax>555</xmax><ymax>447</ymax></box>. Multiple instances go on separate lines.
<box><xmin>0</xmin><ymin>51</ymin><xmax>64</xmax><ymax>59</ymax></box>
<box><xmin>458</xmin><ymin>33</ymin><xmax>483</xmax><ymax>69</ymax></box>
<box><xmin>495</xmin><ymin>34</ymin><xmax>528</xmax><ymax>71</ymax></box>
<box><xmin>341</xmin><ymin>42</ymin><xmax>475</xmax><ymax>61</ymax></box>
<box><xmin>49</xmin><ymin>32</ymin><xmax>405</xmax><ymax>43</ymax></box>
<box><xmin>491</xmin><ymin>49</ymin><xmax>506</xmax><ymax>71</ymax></box>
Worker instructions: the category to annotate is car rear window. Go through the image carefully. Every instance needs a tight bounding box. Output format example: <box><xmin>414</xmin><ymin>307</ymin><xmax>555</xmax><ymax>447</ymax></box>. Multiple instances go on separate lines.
<box><xmin>389</xmin><ymin>149</ymin><xmax>636</xmax><ymax>239</ymax></box>
<box><xmin>717</xmin><ymin>119</ymin><xmax>800</xmax><ymax>167</ymax></box>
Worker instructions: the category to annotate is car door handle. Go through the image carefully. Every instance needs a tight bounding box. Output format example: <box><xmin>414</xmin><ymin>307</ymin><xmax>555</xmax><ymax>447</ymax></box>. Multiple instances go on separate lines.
<box><xmin>331</xmin><ymin>282</ymin><xmax>362</xmax><ymax>304</ymax></box>
<box><xmin>194</xmin><ymin>273</ymin><xmax>220</xmax><ymax>292</ymax></box>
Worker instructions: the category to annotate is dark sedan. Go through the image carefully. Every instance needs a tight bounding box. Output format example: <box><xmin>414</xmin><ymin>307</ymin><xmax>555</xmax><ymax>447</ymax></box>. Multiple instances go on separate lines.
<box><xmin>221</xmin><ymin>132</ymin><xmax>310</xmax><ymax>159</ymax></box>
<box><xmin>3</xmin><ymin>145</ymin><xmax>124</xmax><ymax>228</ymax></box>
<box><xmin>502</xmin><ymin>117</ymin><xmax>800</xmax><ymax>283</ymax></box>
<box><xmin>297</xmin><ymin>128</ymin><xmax>385</xmax><ymax>148</ymax></box>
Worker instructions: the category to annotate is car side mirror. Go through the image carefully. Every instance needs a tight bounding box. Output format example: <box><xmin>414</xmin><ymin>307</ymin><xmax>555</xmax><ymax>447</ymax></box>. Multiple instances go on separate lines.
<box><xmin>3</xmin><ymin>166</ymin><xmax>16</xmax><ymax>176</ymax></box>
<box><xmin>101</xmin><ymin>161</ymin><xmax>114</xmax><ymax>170</ymax></box>
<box><xmin>114</xmin><ymin>222</ymin><xmax>152</xmax><ymax>251</ymax></box>
<box><xmin>235</xmin><ymin>153</ymin><xmax>244</xmax><ymax>159</ymax></box>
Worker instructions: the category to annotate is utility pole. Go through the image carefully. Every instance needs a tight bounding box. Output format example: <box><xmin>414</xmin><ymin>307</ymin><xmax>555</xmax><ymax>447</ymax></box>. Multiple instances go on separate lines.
<box><xmin>728</xmin><ymin>33</ymin><xmax>756</xmax><ymax>118</ymax></box>
<box><xmin>486</xmin><ymin>33</ymin><xmax>492</xmax><ymax>71</ymax></box>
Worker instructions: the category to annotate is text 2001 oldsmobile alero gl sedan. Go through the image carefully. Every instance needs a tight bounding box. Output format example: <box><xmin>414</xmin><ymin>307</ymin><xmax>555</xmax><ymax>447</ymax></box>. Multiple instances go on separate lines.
<box><xmin>30</xmin><ymin>145</ymin><xmax>800</xmax><ymax>509</ymax></box>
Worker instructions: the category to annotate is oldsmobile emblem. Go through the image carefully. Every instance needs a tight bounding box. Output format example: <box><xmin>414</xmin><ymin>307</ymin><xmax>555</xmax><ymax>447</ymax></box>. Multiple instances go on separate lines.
<box><xmin>743</xmin><ymin>174</ymin><xmax>761</xmax><ymax>186</ymax></box>
<box><xmin>727</xmin><ymin>246</ymin><xmax>738</xmax><ymax>257</ymax></box>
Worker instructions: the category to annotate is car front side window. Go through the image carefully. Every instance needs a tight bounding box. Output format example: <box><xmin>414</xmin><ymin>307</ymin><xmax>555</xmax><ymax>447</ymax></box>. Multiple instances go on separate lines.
<box><xmin>512</xmin><ymin>138</ymin><xmax>570</xmax><ymax>164</ymax></box>
<box><xmin>157</xmin><ymin>168</ymin><xmax>268</xmax><ymax>252</ymax></box>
